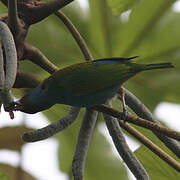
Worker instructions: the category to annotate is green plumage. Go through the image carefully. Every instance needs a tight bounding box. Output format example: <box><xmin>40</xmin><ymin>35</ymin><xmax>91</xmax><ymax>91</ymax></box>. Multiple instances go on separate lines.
<box><xmin>42</xmin><ymin>60</ymin><xmax>172</xmax><ymax>95</ymax></box>
<box><xmin>17</xmin><ymin>57</ymin><xmax>174</xmax><ymax>114</ymax></box>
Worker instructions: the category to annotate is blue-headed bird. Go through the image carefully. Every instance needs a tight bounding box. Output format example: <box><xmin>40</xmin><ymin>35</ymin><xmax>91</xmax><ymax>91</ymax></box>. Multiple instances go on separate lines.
<box><xmin>14</xmin><ymin>57</ymin><xmax>173</xmax><ymax>114</ymax></box>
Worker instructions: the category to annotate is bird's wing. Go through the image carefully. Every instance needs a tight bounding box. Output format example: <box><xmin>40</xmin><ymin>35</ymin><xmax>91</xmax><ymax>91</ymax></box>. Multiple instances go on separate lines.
<box><xmin>93</xmin><ymin>56</ymin><xmax>138</xmax><ymax>64</ymax></box>
<box><xmin>42</xmin><ymin>59</ymin><xmax>137</xmax><ymax>96</ymax></box>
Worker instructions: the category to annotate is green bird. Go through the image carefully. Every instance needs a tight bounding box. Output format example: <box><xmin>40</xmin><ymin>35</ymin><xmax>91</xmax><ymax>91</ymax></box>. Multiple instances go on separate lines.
<box><xmin>14</xmin><ymin>57</ymin><xmax>173</xmax><ymax>114</ymax></box>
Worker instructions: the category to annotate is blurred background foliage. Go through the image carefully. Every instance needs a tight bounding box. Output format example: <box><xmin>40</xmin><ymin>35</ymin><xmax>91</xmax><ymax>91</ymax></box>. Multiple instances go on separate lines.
<box><xmin>0</xmin><ymin>0</ymin><xmax>180</xmax><ymax>179</ymax></box>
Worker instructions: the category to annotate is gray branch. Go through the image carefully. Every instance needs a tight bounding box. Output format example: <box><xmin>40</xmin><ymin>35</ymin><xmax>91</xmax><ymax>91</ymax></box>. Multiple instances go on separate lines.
<box><xmin>25</xmin><ymin>44</ymin><xmax>59</xmax><ymax>74</ymax></box>
<box><xmin>22</xmin><ymin>107</ymin><xmax>80</xmax><ymax>142</ymax></box>
<box><xmin>0</xmin><ymin>41</ymin><xmax>4</xmax><ymax>112</ymax></box>
<box><xmin>0</xmin><ymin>21</ymin><xmax>17</xmax><ymax>111</ymax></box>
<box><xmin>0</xmin><ymin>21</ymin><xmax>17</xmax><ymax>91</ymax></box>
<box><xmin>103</xmin><ymin>103</ymin><xmax>150</xmax><ymax>180</ymax></box>
<box><xmin>72</xmin><ymin>109</ymin><xmax>98</xmax><ymax>180</ymax></box>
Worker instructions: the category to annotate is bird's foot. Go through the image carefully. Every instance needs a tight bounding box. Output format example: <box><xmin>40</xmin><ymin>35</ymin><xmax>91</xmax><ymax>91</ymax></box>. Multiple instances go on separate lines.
<box><xmin>118</xmin><ymin>87</ymin><xmax>128</xmax><ymax>122</ymax></box>
<box><xmin>122</xmin><ymin>107</ymin><xmax>128</xmax><ymax>123</ymax></box>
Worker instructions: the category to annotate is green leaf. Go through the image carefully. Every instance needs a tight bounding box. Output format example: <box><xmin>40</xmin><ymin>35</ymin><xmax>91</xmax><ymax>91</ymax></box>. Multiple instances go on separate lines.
<box><xmin>106</xmin><ymin>0</ymin><xmax>141</xmax><ymax>15</ymax></box>
<box><xmin>0</xmin><ymin>168</ymin><xmax>9</xmax><ymax>180</ymax></box>
<box><xmin>115</xmin><ymin>0</ymin><xmax>176</xmax><ymax>56</ymax></box>
<box><xmin>133</xmin><ymin>125</ymin><xmax>180</xmax><ymax>180</ymax></box>
<box><xmin>122</xmin><ymin>11</ymin><xmax>180</xmax><ymax>110</ymax></box>
<box><xmin>135</xmin><ymin>146</ymin><xmax>180</xmax><ymax>180</ymax></box>
<box><xmin>132</xmin><ymin>11</ymin><xmax>180</xmax><ymax>62</ymax></box>
<box><xmin>88</xmin><ymin>0</ymin><xmax>112</xmax><ymax>57</ymax></box>
<box><xmin>2</xmin><ymin>0</ymin><xmax>180</xmax><ymax>179</ymax></box>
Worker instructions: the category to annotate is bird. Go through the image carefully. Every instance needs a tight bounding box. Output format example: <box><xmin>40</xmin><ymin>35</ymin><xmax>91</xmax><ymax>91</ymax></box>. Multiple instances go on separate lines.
<box><xmin>14</xmin><ymin>56</ymin><xmax>174</xmax><ymax>114</ymax></box>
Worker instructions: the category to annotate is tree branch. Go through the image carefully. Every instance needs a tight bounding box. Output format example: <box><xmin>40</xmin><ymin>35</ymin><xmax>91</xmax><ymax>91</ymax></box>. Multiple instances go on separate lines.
<box><xmin>0</xmin><ymin>21</ymin><xmax>17</xmax><ymax>91</ymax></box>
<box><xmin>0</xmin><ymin>41</ymin><xmax>4</xmax><ymax>113</ymax></box>
<box><xmin>14</xmin><ymin>69</ymin><xmax>42</xmax><ymax>88</ymax></box>
<box><xmin>0</xmin><ymin>42</ymin><xmax>5</xmax><ymax>91</ymax></box>
<box><xmin>22</xmin><ymin>107</ymin><xmax>80</xmax><ymax>142</ymax></box>
<box><xmin>72</xmin><ymin>109</ymin><xmax>98</xmax><ymax>180</ymax></box>
<box><xmin>0</xmin><ymin>21</ymin><xmax>17</xmax><ymax>112</ymax></box>
<box><xmin>92</xmin><ymin>105</ymin><xmax>180</xmax><ymax>141</ymax></box>
<box><xmin>19</xmin><ymin>0</ymin><xmax>74</xmax><ymax>25</ymax></box>
<box><xmin>103</xmin><ymin>103</ymin><xmax>150</xmax><ymax>180</ymax></box>
<box><xmin>54</xmin><ymin>10</ymin><xmax>93</xmax><ymax>61</ymax></box>
<box><xmin>7</xmin><ymin>0</ymin><xmax>20</xmax><ymax>35</ymax></box>
<box><xmin>122</xmin><ymin>89</ymin><xmax>180</xmax><ymax>158</ymax></box>
<box><xmin>25</xmin><ymin>44</ymin><xmax>59</xmax><ymax>74</ymax></box>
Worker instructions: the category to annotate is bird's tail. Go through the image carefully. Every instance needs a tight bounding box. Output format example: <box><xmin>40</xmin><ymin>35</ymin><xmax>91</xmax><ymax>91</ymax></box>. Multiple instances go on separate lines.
<box><xmin>131</xmin><ymin>62</ymin><xmax>174</xmax><ymax>73</ymax></box>
<box><xmin>144</xmin><ymin>62</ymin><xmax>174</xmax><ymax>70</ymax></box>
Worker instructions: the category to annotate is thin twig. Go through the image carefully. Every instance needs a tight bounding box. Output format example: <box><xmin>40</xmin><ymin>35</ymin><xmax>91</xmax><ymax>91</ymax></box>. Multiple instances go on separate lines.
<box><xmin>22</xmin><ymin>107</ymin><xmax>80</xmax><ymax>142</ymax></box>
<box><xmin>103</xmin><ymin>103</ymin><xmax>150</xmax><ymax>180</ymax></box>
<box><xmin>72</xmin><ymin>109</ymin><xmax>98</xmax><ymax>180</ymax></box>
<box><xmin>7</xmin><ymin>0</ymin><xmax>20</xmax><ymax>35</ymax></box>
<box><xmin>93</xmin><ymin>105</ymin><xmax>180</xmax><ymax>141</ymax></box>
<box><xmin>14</xmin><ymin>69</ymin><xmax>42</xmax><ymax>89</ymax></box>
<box><xmin>119</xmin><ymin>121</ymin><xmax>180</xmax><ymax>172</ymax></box>
<box><xmin>54</xmin><ymin>10</ymin><xmax>93</xmax><ymax>61</ymax></box>
<box><xmin>22</xmin><ymin>0</ymin><xmax>74</xmax><ymax>25</ymax></box>
<box><xmin>25</xmin><ymin>44</ymin><xmax>59</xmax><ymax>74</ymax></box>
<box><xmin>122</xmin><ymin>89</ymin><xmax>180</xmax><ymax>158</ymax></box>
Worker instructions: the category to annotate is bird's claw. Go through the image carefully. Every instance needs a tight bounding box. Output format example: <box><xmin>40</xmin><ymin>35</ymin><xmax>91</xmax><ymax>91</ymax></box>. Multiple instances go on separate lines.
<box><xmin>122</xmin><ymin>107</ymin><xmax>127</xmax><ymax>123</ymax></box>
<box><xmin>118</xmin><ymin>87</ymin><xmax>128</xmax><ymax>122</ymax></box>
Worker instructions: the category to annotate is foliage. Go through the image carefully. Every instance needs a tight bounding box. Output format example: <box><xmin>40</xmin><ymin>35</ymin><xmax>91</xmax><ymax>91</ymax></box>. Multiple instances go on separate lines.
<box><xmin>0</xmin><ymin>0</ymin><xmax>180</xmax><ymax>180</ymax></box>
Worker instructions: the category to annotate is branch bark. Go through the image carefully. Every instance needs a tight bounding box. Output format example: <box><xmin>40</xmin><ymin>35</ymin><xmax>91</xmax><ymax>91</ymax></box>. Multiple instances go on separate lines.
<box><xmin>22</xmin><ymin>107</ymin><xmax>80</xmax><ymax>142</ymax></box>
<box><xmin>103</xmin><ymin>103</ymin><xmax>150</xmax><ymax>180</ymax></box>
<box><xmin>25</xmin><ymin>44</ymin><xmax>59</xmax><ymax>74</ymax></box>
<box><xmin>7</xmin><ymin>0</ymin><xmax>20</xmax><ymax>35</ymax></box>
<box><xmin>92</xmin><ymin>105</ymin><xmax>180</xmax><ymax>141</ymax></box>
<box><xmin>14</xmin><ymin>69</ymin><xmax>42</xmax><ymax>88</ymax></box>
<box><xmin>19</xmin><ymin>0</ymin><xmax>74</xmax><ymax>25</ymax></box>
<box><xmin>72</xmin><ymin>109</ymin><xmax>98</xmax><ymax>180</ymax></box>
<box><xmin>55</xmin><ymin>11</ymin><xmax>93</xmax><ymax>61</ymax></box>
<box><xmin>0</xmin><ymin>21</ymin><xmax>17</xmax><ymax>112</ymax></box>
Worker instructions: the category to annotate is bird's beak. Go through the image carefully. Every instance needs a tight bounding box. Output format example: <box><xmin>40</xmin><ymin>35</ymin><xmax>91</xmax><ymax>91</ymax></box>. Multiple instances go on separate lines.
<box><xmin>13</xmin><ymin>100</ymin><xmax>39</xmax><ymax>114</ymax></box>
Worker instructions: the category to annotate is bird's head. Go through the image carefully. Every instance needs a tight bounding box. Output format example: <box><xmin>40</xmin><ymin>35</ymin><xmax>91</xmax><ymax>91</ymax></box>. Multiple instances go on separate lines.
<box><xmin>14</xmin><ymin>86</ymin><xmax>54</xmax><ymax>114</ymax></box>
